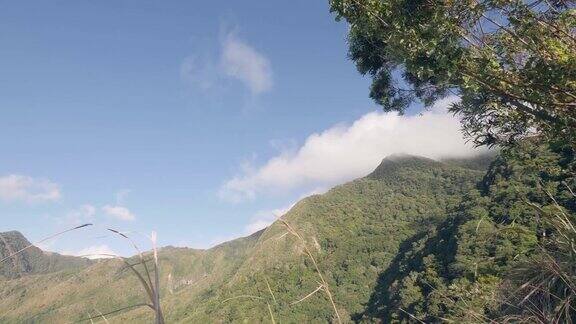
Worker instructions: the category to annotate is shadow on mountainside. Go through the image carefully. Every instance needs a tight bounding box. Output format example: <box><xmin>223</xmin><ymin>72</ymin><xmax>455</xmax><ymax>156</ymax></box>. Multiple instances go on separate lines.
<box><xmin>354</xmin><ymin>215</ymin><xmax>463</xmax><ymax>322</ymax></box>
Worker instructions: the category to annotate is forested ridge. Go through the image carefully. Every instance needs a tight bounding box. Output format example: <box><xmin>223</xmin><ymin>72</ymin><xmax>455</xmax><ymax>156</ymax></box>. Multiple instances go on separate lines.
<box><xmin>1</xmin><ymin>146</ymin><xmax>573</xmax><ymax>322</ymax></box>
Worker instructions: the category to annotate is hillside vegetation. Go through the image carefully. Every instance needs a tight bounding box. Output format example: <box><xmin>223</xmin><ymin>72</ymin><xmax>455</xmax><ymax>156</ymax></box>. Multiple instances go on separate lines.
<box><xmin>0</xmin><ymin>146</ymin><xmax>573</xmax><ymax>323</ymax></box>
<box><xmin>0</xmin><ymin>231</ymin><xmax>91</xmax><ymax>279</ymax></box>
<box><xmin>327</xmin><ymin>0</ymin><xmax>575</xmax><ymax>321</ymax></box>
<box><xmin>0</xmin><ymin>154</ymin><xmax>483</xmax><ymax>322</ymax></box>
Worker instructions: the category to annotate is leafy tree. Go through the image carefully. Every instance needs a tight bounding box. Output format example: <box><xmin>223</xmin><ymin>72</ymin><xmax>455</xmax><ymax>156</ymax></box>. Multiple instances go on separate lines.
<box><xmin>329</xmin><ymin>0</ymin><xmax>576</xmax><ymax>147</ymax></box>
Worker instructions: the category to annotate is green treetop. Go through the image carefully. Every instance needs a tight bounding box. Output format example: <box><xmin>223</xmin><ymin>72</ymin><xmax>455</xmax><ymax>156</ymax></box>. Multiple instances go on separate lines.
<box><xmin>329</xmin><ymin>0</ymin><xmax>576</xmax><ymax>147</ymax></box>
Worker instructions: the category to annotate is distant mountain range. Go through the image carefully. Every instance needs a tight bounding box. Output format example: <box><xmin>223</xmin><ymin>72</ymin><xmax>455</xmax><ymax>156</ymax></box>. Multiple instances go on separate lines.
<box><xmin>0</xmin><ymin>153</ymin><xmax>504</xmax><ymax>322</ymax></box>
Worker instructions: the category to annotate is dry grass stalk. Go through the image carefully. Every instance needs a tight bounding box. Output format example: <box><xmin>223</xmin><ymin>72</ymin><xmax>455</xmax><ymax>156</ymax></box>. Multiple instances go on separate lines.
<box><xmin>85</xmin><ymin>312</ymin><xmax>95</xmax><ymax>324</ymax></box>
<box><xmin>263</xmin><ymin>276</ymin><xmax>278</xmax><ymax>323</ymax></box>
<box><xmin>279</xmin><ymin>219</ymin><xmax>342</xmax><ymax>324</ymax></box>
<box><xmin>267</xmin><ymin>302</ymin><xmax>276</xmax><ymax>324</ymax></box>
<box><xmin>0</xmin><ymin>224</ymin><xmax>165</xmax><ymax>322</ymax></box>
<box><xmin>105</xmin><ymin>229</ymin><xmax>165</xmax><ymax>324</ymax></box>
<box><xmin>398</xmin><ymin>307</ymin><xmax>425</xmax><ymax>324</ymax></box>
<box><xmin>264</xmin><ymin>276</ymin><xmax>277</xmax><ymax>304</ymax></box>
<box><xmin>151</xmin><ymin>231</ymin><xmax>164</xmax><ymax>324</ymax></box>
<box><xmin>94</xmin><ymin>308</ymin><xmax>109</xmax><ymax>324</ymax></box>
<box><xmin>291</xmin><ymin>284</ymin><xmax>323</xmax><ymax>305</ymax></box>
<box><xmin>498</xmin><ymin>182</ymin><xmax>576</xmax><ymax>323</ymax></box>
<box><xmin>220</xmin><ymin>220</ymin><xmax>343</xmax><ymax>323</ymax></box>
<box><xmin>79</xmin><ymin>303</ymin><xmax>150</xmax><ymax>322</ymax></box>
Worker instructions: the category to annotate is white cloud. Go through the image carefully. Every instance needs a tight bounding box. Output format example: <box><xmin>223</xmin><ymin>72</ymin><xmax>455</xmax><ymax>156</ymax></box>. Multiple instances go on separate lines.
<box><xmin>221</xmin><ymin>32</ymin><xmax>273</xmax><ymax>95</ymax></box>
<box><xmin>59</xmin><ymin>204</ymin><xmax>96</xmax><ymax>226</ymax></box>
<box><xmin>0</xmin><ymin>174</ymin><xmax>61</xmax><ymax>203</ymax></box>
<box><xmin>220</xmin><ymin>96</ymin><xmax>484</xmax><ymax>201</ymax></box>
<box><xmin>102</xmin><ymin>205</ymin><xmax>135</xmax><ymax>221</ymax></box>
<box><xmin>180</xmin><ymin>29</ymin><xmax>273</xmax><ymax>96</ymax></box>
<box><xmin>66</xmin><ymin>245</ymin><xmax>116</xmax><ymax>259</ymax></box>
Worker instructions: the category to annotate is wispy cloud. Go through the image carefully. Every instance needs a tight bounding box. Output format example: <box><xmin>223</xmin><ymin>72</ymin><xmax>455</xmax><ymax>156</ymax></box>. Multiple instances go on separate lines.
<box><xmin>220</xmin><ymin>31</ymin><xmax>273</xmax><ymax>95</ymax></box>
<box><xmin>180</xmin><ymin>28</ymin><xmax>273</xmax><ymax>96</ymax></box>
<box><xmin>0</xmin><ymin>174</ymin><xmax>61</xmax><ymax>203</ymax></box>
<box><xmin>220</xmin><ymin>97</ymin><xmax>483</xmax><ymax>202</ymax></box>
<box><xmin>58</xmin><ymin>204</ymin><xmax>96</xmax><ymax>226</ymax></box>
<box><xmin>102</xmin><ymin>205</ymin><xmax>136</xmax><ymax>221</ymax></box>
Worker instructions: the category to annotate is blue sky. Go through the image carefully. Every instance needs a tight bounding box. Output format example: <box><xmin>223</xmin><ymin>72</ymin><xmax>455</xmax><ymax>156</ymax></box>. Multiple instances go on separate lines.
<box><xmin>0</xmin><ymin>1</ymin><xmax>478</xmax><ymax>257</ymax></box>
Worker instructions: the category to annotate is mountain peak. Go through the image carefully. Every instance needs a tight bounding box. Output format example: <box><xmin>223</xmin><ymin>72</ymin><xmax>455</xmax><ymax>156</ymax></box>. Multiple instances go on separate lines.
<box><xmin>0</xmin><ymin>230</ymin><xmax>91</xmax><ymax>278</ymax></box>
<box><xmin>367</xmin><ymin>154</ymin><xmax>441</xmax><ymax>179</ymax></box>
<box><xmin>0</xmin><ymin>231</ymin><xmax>32</xmax><ymax>256</ymax></box>
<box><xmin>0</xmin><ymin>231</ymin><xmax>31</xmax><ymax>245</ymax></box>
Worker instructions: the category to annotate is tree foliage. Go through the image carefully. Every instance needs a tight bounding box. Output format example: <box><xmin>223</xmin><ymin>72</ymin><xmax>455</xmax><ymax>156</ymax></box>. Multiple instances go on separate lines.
<box><xmin>358</xmin><ymin>140</ymin><xmax>575</xmax><ymax>322</ymax></box>
<box><xmin>329</xmin><ymin>0</ymin><xmax>576</xmax><ymax>147</ymax></box>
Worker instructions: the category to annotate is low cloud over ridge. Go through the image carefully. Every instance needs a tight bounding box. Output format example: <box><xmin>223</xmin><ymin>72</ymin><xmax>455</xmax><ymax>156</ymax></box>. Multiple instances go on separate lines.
<box><xmin>220</xmin><ymin>96</ymin><xmax>483</xmax><ymax>202</ymax></box>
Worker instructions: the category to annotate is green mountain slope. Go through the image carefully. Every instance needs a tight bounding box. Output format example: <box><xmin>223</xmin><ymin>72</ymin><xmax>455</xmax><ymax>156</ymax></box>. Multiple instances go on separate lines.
<box><xmin>360</xmin><ymin>141</ymin><xmax>575</xmax><ymax>323</ymax></box>
<box><xmin>185</xmin><ymin>155</ymin><xmax>484</xmax><ymax>322</ymax></box>
<box><xmin>0</xmin><ymin>154</ymin><xmax>492</xmax><ymax>323</ymax></box>
<box><xmin>0</xmin><ymin>231</ymin><xmax>91</xmax><ymax>279</ymax></box>
<box><xmin>0</xmin><ymin>230</ymin><xmax>264</xmax><ymax>323</ymax></box>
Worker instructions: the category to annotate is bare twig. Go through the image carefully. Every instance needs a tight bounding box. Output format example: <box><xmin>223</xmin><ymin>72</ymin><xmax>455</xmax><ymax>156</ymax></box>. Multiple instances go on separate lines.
<box><xmin>291</xmin><ymin>285</ymin><xmax>324</xmax><ymax>305</ymax></box>
<box><xmin>267</xmin><ymin>302</ymin><xmax>276</xmax><ymax>324</ymax></box>
<box><xmin>77</xmin><ymin>303</ymin><xmax>152</xmax><ymax>323</ymax></box>
<box><xmin>151</xmin><ymin>231</ymin><xmax>164</xmax><ymax>324</ymax></box>
<box><xmin>398</xmin><ymin>307</ymin><xmax>425</xmax><ymax>324</ymax></box>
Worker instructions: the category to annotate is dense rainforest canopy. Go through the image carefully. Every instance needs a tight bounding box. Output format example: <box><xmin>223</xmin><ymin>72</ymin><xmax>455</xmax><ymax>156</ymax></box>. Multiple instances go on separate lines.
<box><xmin>361</xmin><ymin>140</ymin><xmax>576</xmax><ymax>322</ymax></box>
